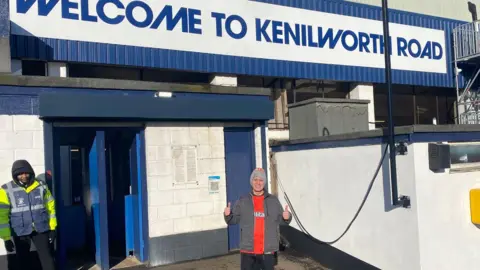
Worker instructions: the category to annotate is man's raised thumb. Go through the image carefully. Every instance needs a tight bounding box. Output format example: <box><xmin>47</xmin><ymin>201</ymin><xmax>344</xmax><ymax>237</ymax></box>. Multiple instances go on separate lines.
<box><xmin>284</xmin><ymin>205</ymin><xmax>289</xmax><ymax>211</ymax></box>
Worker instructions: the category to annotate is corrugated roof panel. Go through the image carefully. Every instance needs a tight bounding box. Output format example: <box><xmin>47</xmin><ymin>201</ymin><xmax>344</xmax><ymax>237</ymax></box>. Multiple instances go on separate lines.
<box><xmin>9</xmin><ymin>0</ymin><xmax>466</xmax><ymax>87</ymax></box>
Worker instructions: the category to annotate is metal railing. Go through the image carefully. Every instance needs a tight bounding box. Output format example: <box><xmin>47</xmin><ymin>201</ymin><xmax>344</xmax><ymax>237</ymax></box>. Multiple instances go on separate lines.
<box><xmin>453</xmin><ymin>21</ymin><xmax>480</xmax><ymax>61</ymax></box>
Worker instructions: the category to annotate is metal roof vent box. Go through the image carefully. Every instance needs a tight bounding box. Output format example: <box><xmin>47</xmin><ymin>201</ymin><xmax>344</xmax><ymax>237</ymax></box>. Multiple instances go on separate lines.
<box><xmin>288</xmin><ymin>98</ymin><xmax>370</xmax><ymax>140</ymax></box>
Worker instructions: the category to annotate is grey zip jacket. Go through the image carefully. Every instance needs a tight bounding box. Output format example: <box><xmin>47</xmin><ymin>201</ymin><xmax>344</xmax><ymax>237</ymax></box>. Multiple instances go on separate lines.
<box><xmin>224</xmin><ymin>192</ymin><xmax>292</xmax><ymax>253</ymax></box>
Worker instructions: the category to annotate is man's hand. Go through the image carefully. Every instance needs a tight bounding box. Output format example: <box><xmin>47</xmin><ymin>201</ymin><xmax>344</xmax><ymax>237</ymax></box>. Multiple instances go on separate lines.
<box><xmin>224</xmin><ymin>202</ymin><xmax>231</xmax><ymax>216</ymax></box>
<box><xmin>5</xmin><ymin>240</ymin><xmax>14</xmax><ymax>252</ymax></box>
<box><xmin>282</xmin><ymin>205</ymin><xmax>291</xmax><ymax>220</ymax></box>
<box><xmin>48</xmin><ymin>230</ymin><xmax>56</xmax><ymax>244</ymax></box>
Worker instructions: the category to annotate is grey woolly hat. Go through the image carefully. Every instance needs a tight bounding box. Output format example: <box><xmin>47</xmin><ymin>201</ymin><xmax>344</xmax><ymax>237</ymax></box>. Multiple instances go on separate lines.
<box><xmin>250</xmin><ymin>168</ymin><xmax>266</xmax><ymax>186</ymax></box>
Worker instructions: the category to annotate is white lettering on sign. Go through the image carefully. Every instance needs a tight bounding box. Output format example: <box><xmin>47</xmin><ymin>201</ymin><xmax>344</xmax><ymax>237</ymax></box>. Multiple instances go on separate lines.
<box><xmin>10</xmin><ymin>0</ymin><xmax>447</xmax><ymax>73</ymax></box>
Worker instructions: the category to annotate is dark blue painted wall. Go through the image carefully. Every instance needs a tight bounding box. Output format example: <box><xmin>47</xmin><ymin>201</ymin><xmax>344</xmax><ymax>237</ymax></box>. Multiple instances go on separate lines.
<box><xmin>0</xmin><ymin>85</ymin><xmax>272</xmax><ymax>118</ymax></box>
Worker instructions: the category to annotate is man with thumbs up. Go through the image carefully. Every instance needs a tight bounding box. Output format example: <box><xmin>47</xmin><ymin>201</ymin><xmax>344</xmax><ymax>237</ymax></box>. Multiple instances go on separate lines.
<box><xmin>224</xmin><ymin>168</ymin><xmax>292</xmax><ymax>270</ymax></box>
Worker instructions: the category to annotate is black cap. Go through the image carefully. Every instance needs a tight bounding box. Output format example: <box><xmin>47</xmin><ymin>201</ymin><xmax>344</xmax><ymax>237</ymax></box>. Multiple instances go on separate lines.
<box><xmin>11</xmin><ymin>160</ymin><xmax>35</xmax><ymax>181</ymax></box>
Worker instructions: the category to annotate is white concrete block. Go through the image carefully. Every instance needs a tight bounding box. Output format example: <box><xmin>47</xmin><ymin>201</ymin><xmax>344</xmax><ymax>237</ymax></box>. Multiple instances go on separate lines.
<box><xmin>210</xmin><ymin>158</ymin><xmax>226</xmax><ymax>174</ymax></box>
<box><xmin>0</xmin><ymin>116</ymin><xmax>13</xmax><ymax>131</ymax></box>
<box><xmin>147</xmin><ymin>176</ymin><xmax>159</xmax><ymax>191</ymax></box>
<box><xmin>13</xmin><ymin>116</ymin><xmax>43</xmax><ymax>131</ymax></box>
<box><xmin>12</xmin><ymin>131</ymin><xmax>34</xmax><ymax>149</ymax></box>
<box><xmin>157</xmin><ymin>146</ymin><xmax>172</xmax><ymax>159</ymax></box>
<box><xmin>147</xmin><ymin>160</ymin><xmax>172</xmax><ymax>176</ymax></box>
<box><xmin>187</xmin><ymin>201</ymin><xmax>214</xmax><ymax>217</ymax></box>
<box><xmin>33</xmin><ymin>131</ymin><xmax>44</xmax><ymax>149</ymax></box>
<box><xmin>157</xmin><ymin>204</ymin><xmax>187</xmax><ymax>220</ymax></box>
<box><xmin>197</xmin><ymin>145</ymin><xmax>211</xmax><ymax>159</ymax></box>
<box><xmin>171</xmin><ymin>129</ymin><xmax>189</xmax><ymax>146</ymax></box>
<box><xmin>174</xmin><ymin>216</ymin><xmax>203</xmax><ymax>233</ymax></box>
<box><xmin>188</xmin><ymin>128</ymin><xmax>201</xmax><ymax>145</ymax></box>
<box><xmin>0</xmin><ymin>150</ymin><xmax>14</xmax><ymax>168</ymax></box>
<box><xmin>146</xmin><ymin>129</ymin><xmax>171</xmax><ymax>146</ymax></box>
<box><xmin>208</xmin><ymin>128</ymin><xmax>224</xmax><ymax>145</ymax></box>
<box><xmin>0</xmin><ymin>166</ymin><xmax>10</xmax><ymax>185</ymax></box>
<box><xmin>197</xmin><ymin>159</ymin><xmax>211</xmax><ymax>174</ymax></box>
<box><xmin>147</xmin><ymin>146</ymin><xmax>158</xmax><ymax>161</ymax></box>
<box><xmin>149</xmin><ymin>220</ymin><xmax>174</xmax><ymax>237</ymax></box>
<box><xmin>14</xmin><ymin>149</ymin><xmax>44</xmax><ymax>166</ymax></box>
<box><xmin>202</xmin><ymin>214</ymin><xmax>226</xmax><ymax>230</ymax></box>
<box><xmin>148</xmin><ymin>207</ymin><xmax>158</xmax><ymax>222</ymax></box>
<box><xmin>174</xmin><ymin>188</ymin><xmax>209</xmax><ymax>204</ymax></box>
<box><xmin>197</xmin><ymin>129</ymin><xmax>210</xmax><ymax>145</ymax></box>
<box><xmin>210</xmin><ymin>145</ymin><xmax>225</xmax><ymax>159</ymax></box>
<box><xmin>213</xmin><ymin>199</ymin><xmax>228</xmax><ymax>214</ymax></box>
<box><xmin>156</xmin><ymin>175</ymin><xmax>174</xmax><ymax>190</ymax></box>
<box><xmin>148</xmin><ymin>191</ymin><xmax>174</xmax><ymax>206</ymax></box>
<box><xmin>0</xmin><ymin>132</ymin><xmax>13</xmax><ymax>150</ymax></box>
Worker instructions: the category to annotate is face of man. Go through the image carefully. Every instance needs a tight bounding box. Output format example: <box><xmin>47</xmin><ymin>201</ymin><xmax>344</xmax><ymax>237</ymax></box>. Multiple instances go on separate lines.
<box><xmin>17</xmin><ymin>173</ymin><xmax>30</xmax><ymax>184</ymax></box>
<box><xmin>252</xmin><ymin>177</ymin><xmax>265</xmax><ymax>193</ymax></box>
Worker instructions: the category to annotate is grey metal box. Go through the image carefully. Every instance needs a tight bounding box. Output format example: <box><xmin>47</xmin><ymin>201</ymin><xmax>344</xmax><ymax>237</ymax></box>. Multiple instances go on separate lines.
<box><xmin>288</xmin><ymin>98</ymin><xmax>370</xmax><ymax>140</ymax></box>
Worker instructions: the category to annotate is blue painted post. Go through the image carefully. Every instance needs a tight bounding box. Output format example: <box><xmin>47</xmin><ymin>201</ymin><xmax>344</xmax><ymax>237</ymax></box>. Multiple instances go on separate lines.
<box><xmin>124</xmin><ymin>195</ymin><xmax>135</xmax><ymax>257</ymax></box>
<box><xmin>137</xmin><ymin>131</ymin><xmax>150</xmax><ymax>262</ymax></box>
<box><xmin>43</xmin><ymin>123</ymin><xmax>66</xmax><ymax>270</ymax></box>
<box><xmin>89</xmin><ymin>131</ymin><xmax>110</xmax><ymax>269</ymax></box>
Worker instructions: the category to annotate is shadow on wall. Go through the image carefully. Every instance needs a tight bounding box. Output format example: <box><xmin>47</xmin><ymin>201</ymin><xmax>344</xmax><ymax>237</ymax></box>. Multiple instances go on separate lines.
<box><xmin>381</xmin><ymin>144</ymin><xmax>395</xmax><ymax>213</ymax></box>
<box><xmin>280</xmin><ymin>226</ymin><xmax>380</xmax><ymax>270</ymax></box>
<box><xmin>10</xmin><ymin>23</ymin><xmax>55</xmax><ymax>62</ymax></box>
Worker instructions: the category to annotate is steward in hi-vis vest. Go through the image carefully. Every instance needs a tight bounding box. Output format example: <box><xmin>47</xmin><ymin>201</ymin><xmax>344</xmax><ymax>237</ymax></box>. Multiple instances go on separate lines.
<box><xmin>0</xmin><ymin>160</ymin><xmax>57</xmax><ymax>270</ymax></box>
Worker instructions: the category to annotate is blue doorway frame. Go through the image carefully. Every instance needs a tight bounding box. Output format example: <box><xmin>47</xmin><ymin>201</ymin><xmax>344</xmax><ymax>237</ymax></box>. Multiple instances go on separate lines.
<box><xmin>43</xmin><ymin>122</ymin><xmax>150</xmax><ymax>270</ymax></box>
<box><xmin>224</xmin><ymin>126</ymin><xmax>256</xmax><ymax>251</ymax></box>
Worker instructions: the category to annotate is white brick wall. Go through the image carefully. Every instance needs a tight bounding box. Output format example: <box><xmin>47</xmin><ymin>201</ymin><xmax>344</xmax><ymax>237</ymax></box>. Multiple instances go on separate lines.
<box><xmin>0</xmin><ymin>115</ymin><xmax>45</xmax><ymax>183</ymax></box>
<box><xmin>146</xmin><ymin>122</ymin><xmax>229</xmax><ymax>238</ymax></box>
<box><xmin>146</xmin><ymin>122</ymin><xmax>265</xmax><ymax>239</ymax></box>
<box><xmin>0</xmin><ymin>115</ymin><xmax>45</xmax><ymax>256</ymax></box>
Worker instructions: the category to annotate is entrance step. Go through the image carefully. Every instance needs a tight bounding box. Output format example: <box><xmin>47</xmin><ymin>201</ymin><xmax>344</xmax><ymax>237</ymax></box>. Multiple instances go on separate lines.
<box><xmin>111</xmin><ymin>256</ymin><xmax>146</xmax><ymax>269</ymax></box>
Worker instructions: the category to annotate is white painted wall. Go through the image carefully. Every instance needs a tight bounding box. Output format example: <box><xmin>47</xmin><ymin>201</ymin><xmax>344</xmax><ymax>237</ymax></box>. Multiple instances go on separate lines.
<box><xmin>0</xmin><ymin>115</ymin><xmax>45</xmax><ymax>256</ymax></box>
<box><xmin>273</xmin><ymin>143</ymin><xmax>421</xmax><ymax>270</ymax></box>
<box><xmin>145</xmin><ymin>122</ymin><xmax>263</xmax><ymax>239</ymax></box>
<box><xmin>413</xmin><ymin>143</ymin><xmax>480</xmax><ymax>270</ymax></box>
<box><xmin>274</xmin><ymin>140</ymin><xmax>480</xmax><ymax>270</ymax></box>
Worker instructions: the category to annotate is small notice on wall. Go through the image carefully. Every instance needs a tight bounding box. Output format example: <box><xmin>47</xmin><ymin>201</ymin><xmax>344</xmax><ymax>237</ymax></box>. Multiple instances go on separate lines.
<box><xmin>208</xmin><ymin>176</ymin><xmax>220</xmax><ymax>194</ymax></box>
<box><xmin>172</xmin><ymin>146</ymin><xmax>197</xmax><ymax>184</ymax></box>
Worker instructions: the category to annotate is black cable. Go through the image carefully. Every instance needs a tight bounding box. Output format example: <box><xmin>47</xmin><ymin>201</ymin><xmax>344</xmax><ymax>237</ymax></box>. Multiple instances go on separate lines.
<box><xmin>277</xmin><ymin>144</ymin><xmax>390</xmax><ymax>245</ymax></box>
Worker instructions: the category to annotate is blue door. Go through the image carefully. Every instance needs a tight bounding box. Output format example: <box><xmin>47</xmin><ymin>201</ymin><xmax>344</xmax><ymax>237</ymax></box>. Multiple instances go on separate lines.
<box><xmin>126</xmin><ymin>131</ymin><xmax>148</xmax><ymax>262</ymax></box>
<box><xmin>224</xmin><ymin>127</ymin><xmax>255</xmax><ymax>250</ymax></box>
<box><xmin>89</xmin><ymin>131</ymin><xmax>110</xmax><ymax>269</ymax></box>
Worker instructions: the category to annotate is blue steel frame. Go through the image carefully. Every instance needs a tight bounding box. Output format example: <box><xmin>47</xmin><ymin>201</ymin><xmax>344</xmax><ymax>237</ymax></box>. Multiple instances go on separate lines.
<box><xmin>4</xmin><ymin>0</ymin><xmax>467</xmax><ymax>87</ymax></box>
<box><xmin>44</xmin><ymin>125</ymin><xmax>150</xmax><ymax>269</ymax></box>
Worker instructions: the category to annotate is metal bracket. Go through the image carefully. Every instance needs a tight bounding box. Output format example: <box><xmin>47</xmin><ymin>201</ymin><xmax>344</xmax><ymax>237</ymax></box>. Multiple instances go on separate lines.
<box><xmin>395</xmin><ymin>141</ymin><xmax>408</xmax><ymax>155</ymax></box>
<box><xmin>398</xmin><ymin>195</ymin><xmax>411</xmax><ymax>209</ymax></box>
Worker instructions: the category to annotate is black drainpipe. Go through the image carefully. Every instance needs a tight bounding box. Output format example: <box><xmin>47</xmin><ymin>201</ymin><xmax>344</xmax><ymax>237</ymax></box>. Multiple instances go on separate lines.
<box><xmin>381</xmin><ymin>0</ymin><xmax>410</xmax><ymax>208</ymax></box>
